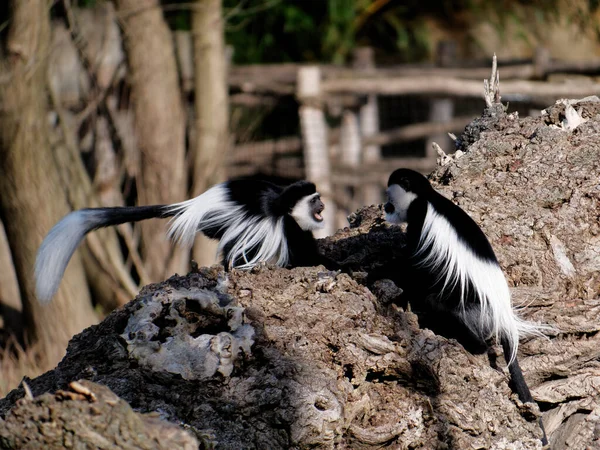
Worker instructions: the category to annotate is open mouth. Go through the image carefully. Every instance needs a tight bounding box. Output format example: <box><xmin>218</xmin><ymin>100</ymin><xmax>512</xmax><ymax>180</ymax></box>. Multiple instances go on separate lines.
<box><xmin>314</xmin><ymin>207</ymin><xmax>324</xmax><ymax>222</ymax></box>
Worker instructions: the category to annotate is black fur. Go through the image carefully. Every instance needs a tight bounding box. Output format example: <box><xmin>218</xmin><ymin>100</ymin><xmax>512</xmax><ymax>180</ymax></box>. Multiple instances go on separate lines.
<box><xmin>35</xmin><ymin>178</ymin><xmax>336</xmax><ymax>303</ymax></box>
<box><xmin>390</xmin><ymin>170</ymin><xmax>496</xmax><ymax>322</ymax></box>
<box><xmin>92</xmin><ymin>180</ymin><xmax>325</xmax><ymax>269</ymax></box>
<box><xmin>391</xmin><ymin>168</ymin><xmax>497</xmax><ymax>263</ymax></box>
<box><xmin>217</xmin><ymin>179</ymin><xmax>325</xmax><ymax>268</ymax></box>
<box><xmin>384</xmin><ymin>168</ymin><xmax>548</xmax><ymax>446</ymax></box>
<box><xmin>502</xmin><ymin>337</ymin><xmax>548</xmax><ymax>445</ymax></box>
<box><xmin>85</xmin><ymin>205</ymin><xmax>174</xmax><ymax>229</ymax></box>
<box><xmin>223</xmin><ymin>179</ymin><xmax>332</xmax><ymax>268</ymax></box>
<box><xmin>223</xmin><ymin>179</ymin><xmax>317</xmax><ymax>218</ymax></box>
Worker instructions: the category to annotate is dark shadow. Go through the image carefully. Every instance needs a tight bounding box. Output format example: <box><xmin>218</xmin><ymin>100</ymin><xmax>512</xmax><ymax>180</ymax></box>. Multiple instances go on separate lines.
<box><xmin>0</xmin><ymin>304</ymin><xmax>24</xmax><ymax>349</ymax></box>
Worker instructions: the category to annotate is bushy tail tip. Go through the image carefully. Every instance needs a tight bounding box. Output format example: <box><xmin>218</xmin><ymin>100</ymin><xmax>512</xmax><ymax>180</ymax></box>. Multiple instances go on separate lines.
<box><xmin>34</xmin><ymin>210</ymin><xmax>104</xmax><ymax>303</ymax></box>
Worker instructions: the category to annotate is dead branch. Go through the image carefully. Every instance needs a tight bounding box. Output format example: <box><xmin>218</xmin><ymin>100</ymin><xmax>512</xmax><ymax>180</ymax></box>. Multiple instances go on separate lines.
<box><xmin>321</xmin><ymin>75</ymin><xmax>600</xmax><ymax>100</ymax></box>
<box><xmin>331</xmin><ymin>157</ymin><xmax>437</xmax><ymax>187</ymax></box>
<box><xmin>226</xmin><ymin>57</ymin><xmax>600</xmax><ymax>96</ymax></box>
<box><xmin>47</xmin><ymin>74</ymin><xmax>139</xmax><ymax>307</ymax></box>
<box><xmin>484</xmin><ymin>53</ymin><xmax>501</xmax><ymax>107</ymax></box>
<box><xmin>364</xmin><ymin>116</ymin><xmax>473</xmax><ymax>147</ymax></box>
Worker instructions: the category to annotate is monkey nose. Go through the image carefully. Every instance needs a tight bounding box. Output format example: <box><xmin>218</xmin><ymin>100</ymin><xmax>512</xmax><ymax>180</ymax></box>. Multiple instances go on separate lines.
<box><xmin>384</xmin><ymin>202</ymin><xmax>395</xmax><ymax>214</ymax></box>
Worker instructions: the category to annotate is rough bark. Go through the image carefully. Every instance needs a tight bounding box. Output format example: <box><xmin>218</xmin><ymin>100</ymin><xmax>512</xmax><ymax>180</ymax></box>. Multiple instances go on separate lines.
<box><xmin>0</xmin><ymin>380</ymin><xmax>198</xmax><ymax>449</ymax></box>
<box><xmin>431</xmin><ymin>99</ymin><xmax>600</xmax><ymax>449</ymax></box>
<box><xmin>0</xmin><ymin>0</ymin><xmax>97</xmax><ymax>362</ymax></box>
<box><xmin>0</xmin><ymin>264</ymin><xmax>544</xmax><ymax>449</ymax></box>
<box><xmin>114</xmin><ymin>0</ymin><xmax>187</xmax><ymax>280</ymax></box>
<box><xmin>2</xmin><ymin>99</ymin><xmax>600</xmax><ymax>448</ymax></box>
<box><xmin>190</xmin><ymin>0</ymin><xmax>230</xmax><ymax>267</ymax></box>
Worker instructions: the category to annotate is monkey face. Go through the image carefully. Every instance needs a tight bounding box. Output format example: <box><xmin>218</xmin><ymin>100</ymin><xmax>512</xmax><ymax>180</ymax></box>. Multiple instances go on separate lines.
<box><xmin>385</xmin><ymin>183</ymin><xmax>417</xmax><ymax>224</ymax></box>
<box><xmin>291</xmin><ymin>192</ymin><xmax>325</xmax><ymax>231</ymax></box>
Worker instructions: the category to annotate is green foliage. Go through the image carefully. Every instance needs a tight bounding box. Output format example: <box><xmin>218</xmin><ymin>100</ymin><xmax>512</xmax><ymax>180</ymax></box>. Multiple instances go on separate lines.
<box><xmin>157</xmin><ymin>0</ymin><xmax>600</xmax><ymax>64</ymax></box>
<box><xmin>9</xmin><ymin>0</ymin><xmax>599</xmax><ymax>65</ymax></box>
<box><xmin>321</xmin><ymin>0</ymin><xmax>363</xmax><ymax>64</ymax></box>
<box><xmin>220</xmin><ymin>0</ymin><xmax>433</xmax><ymax>64</ymax></box>
<box><xmin>223</xmin><ymin>0</ymin><xmax>323</xmax><ymax>63</ymax></box>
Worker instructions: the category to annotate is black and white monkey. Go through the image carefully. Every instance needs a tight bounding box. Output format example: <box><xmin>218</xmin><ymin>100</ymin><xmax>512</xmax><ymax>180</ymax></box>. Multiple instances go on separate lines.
<box><xmin>383</xmin><ymin>168</ymin><xmax>549</xmax><ymax>445</ymax></box>
<box><xmin>35</xmin><ymin>179</ymin><xmax>334</xmax><ymax>303</ymax></box>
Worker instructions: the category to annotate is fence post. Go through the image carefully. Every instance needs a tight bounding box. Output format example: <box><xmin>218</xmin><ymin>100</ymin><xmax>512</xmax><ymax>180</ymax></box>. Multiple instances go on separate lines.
<box><xmin>534</xmin><ymin>47</ymin><xmax>550</xmax><ymax>79</ymax></box>
<box><xmin>297</xmin><ymin>66</ymin><xmax>335</xmax><ymax>237</ymax></box>
<box><xmin>425</xmin><ymin>41</ymin><xmax>456</xmax><ymax>161</ymax></box>
<box><xmin>353</xmin><ymin>47</ymin><xmax>382</xmax><ymax>206</ymax></box>
<box><xmin>338</xmin><ymin>110</ymin><xmax>361</xmax><ymax>228</ymax></box>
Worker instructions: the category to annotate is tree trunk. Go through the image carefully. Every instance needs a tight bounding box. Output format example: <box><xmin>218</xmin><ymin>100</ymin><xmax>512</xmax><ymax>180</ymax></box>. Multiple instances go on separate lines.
<box><xmin>190</xmin><ymin>0</ymin><xmax>229</xmax><ymax>267</ymax></box>
<box><xmin>114</xmin><ymin>0</ymin><xmax>187</xmax><ymax>280</ymax></box>
<box><xmin>0</xmin><ymin>0</ymin><xmax>97</xmax><ymax>363</ymax></box>
<box><xmin>0</xmin><ymin>381</ymin><xmax>199</xmax><ymax>449</ymax></box>
<box><xmin>0</xmin><ymin>219</ymin><xmax>22</xmax><ymax>341</ymax></box>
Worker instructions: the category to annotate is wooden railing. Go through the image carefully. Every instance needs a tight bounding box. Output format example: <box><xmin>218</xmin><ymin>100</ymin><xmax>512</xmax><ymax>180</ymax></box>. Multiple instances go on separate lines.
<box><xmin>223</xmin><ymin>47</ymin><xmax>600</xmax><ymax>233</ymax></box>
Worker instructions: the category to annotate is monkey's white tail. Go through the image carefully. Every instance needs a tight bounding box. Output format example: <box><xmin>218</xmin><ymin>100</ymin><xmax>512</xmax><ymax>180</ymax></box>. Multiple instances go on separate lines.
<box><xmin>35</xmin><ymin>210</ymin><xmax>107</xmax><ymax>303</ymax></box>
<box><xmin>35</xmin><ymin>205</ymin><xmax>169</xmax><ymax>303</ymax></box>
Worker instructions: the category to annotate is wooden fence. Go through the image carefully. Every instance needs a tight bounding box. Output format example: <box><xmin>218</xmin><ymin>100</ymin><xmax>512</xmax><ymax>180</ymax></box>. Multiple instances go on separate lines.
<box><xmin>223</xmin><ymin>47</ymin><xmax>600</xmax><ymax>234</ymax></box>
<box><xmin>43</xmin><ymin>11</ymin><xmax>600</xmax><ymax>235</ymax></box>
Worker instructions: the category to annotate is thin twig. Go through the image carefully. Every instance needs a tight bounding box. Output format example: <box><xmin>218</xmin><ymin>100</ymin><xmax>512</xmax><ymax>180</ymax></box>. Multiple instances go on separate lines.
<box><xmin>75</xmin><ymin>62</ymin><xmax>123</xmax><ymax>127</ymax></box>
<box><xmin>116</xmin><ymin>223</ymin><xmax>151</xmax><ymax>288</ymax></box>
<box><xmin>484</xmin><ymin>53</ymin><xmax>501</xmax><ymax>107</ymax></box>
<box><xmin>47</xmin><ymin>75</ymin><xmax>139</xmax><ymax>301</ymax></box>
<box><xmin>62</xmin><ymin>0</ymin><xmax>99</xmax><ymax>89</ymax></box>
<box><xmin>21</xmin><ymin>380</ymin><xmax>33</xmax><ymax>400</ymax></box>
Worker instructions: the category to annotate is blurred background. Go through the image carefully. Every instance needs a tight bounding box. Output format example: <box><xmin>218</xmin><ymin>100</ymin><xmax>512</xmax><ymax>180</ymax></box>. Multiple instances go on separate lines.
<box><xmin>2</xmin><ymin>0</ymin><xmax>600</xmax><ymax>395</ymax></box>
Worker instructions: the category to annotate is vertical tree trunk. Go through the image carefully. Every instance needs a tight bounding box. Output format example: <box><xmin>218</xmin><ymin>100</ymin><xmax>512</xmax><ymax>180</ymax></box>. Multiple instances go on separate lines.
<box><xmin>0</xmin><ymin>219</ymin><xmax>22</xmax><ymax>340</ymax></box>
<box><xmin>191</xmin><ymin>0</ymin><xmax>229</xmax><ymax>267</ymax></box>
<box><xmin>114</xmin><ymin>0</ymin><xmax>187</xmax><ymax>279</ymax></box>
<box><xmin>0</xmin><ymin>0</ymin><xmax>97</xmax><ymax>362</ymax></box>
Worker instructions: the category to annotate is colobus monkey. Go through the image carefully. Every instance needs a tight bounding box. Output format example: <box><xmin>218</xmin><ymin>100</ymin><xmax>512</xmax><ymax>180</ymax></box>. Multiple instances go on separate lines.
<box><xmin>384</xmin><ymin>168</ymin><xmax>548</xmax><ymax>445</ymax></box>
<box><xmin>35</xmin><ymin>179</ymin><xmax>334</xmax><ymax>303</ymax></box>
